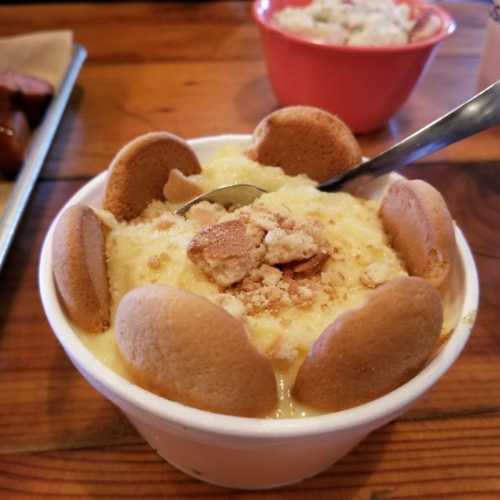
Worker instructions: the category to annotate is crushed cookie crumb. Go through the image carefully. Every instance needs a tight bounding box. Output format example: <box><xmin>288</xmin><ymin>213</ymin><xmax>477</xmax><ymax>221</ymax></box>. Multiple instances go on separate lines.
<box><xmin>147</xmin><ymin>252</ymin><xmax>169</xmax><ymax>270</ymax></box>
<box><xmin>156</xmin><ymin>219</ymin><xmax>174</xmax><ymax>231</ymax></box>
<box><xmin>266</xmin><ymin>334</ymin><xmax>298</xmax><ymax>363</ymax></box>
<box><xmin>261</xmin><ymin>265</ymin><xmax>282</xmax><ymax>286</ymax></box>
<box><xmin>360</xmin><ymin>262</ymin><xmax>395</xmax><ymax>288</ymax></box>
<box><xmin>187</xmin><ymin>204</ymin><xmax>333</xmax><ymax>314</ymax></box>
<box><xmin>188</xmin><ymin>219</ymin><xmax>265</xmax><ymax>287</ymax></box>
<box><xmin>264</xmin><ymin>227</ymin><xmax>318</xmax><ymax>265</ymax></box>
<box><xmin>186</xmin><ymin>201</ymin><xmax>226</xmax><ymax>227</ymax></box>
<box><xmin>147</xmin><ymin>255</ymin><xmax>162</xmax><ymax>270</ymax></box>
<box><xmin>288</xmin><ymin>251</ymin><xmax>330</xmax><ymax>276</ymax></box>
<box><xmin>233</xmin><ymin>265</ymin><xmax>318</xmax><ymax>315</ymax></box>
<box><xmin>163</xmin><ymin>168</ymin><xmax>202</xmax><ymax>203</ymax></box>
<box><xmin>214</xmin><ymin>293</ymin><xmax>247</xmax><ymax>319</ymax></box>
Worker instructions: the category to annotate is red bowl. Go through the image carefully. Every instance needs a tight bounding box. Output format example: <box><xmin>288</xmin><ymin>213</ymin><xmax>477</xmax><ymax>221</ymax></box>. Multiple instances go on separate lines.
<box><xmin>253</xmin><ymin>0</ymin><xmax>456</xmax><ymax>133</ymax></box>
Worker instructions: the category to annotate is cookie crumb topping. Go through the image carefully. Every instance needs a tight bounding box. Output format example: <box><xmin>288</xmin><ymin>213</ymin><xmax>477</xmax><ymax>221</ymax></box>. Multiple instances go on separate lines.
<box><xmin>187</xmin><ymin>203</ymin><xmax>332</xmax><ymax>315</ymax></box>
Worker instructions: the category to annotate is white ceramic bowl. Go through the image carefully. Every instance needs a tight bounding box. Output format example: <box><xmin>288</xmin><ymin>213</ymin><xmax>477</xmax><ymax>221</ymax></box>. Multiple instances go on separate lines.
<box><xmin>39</xmin><ymin>135</ymin><xmax>479</xmax><ymax>490</ymax></box>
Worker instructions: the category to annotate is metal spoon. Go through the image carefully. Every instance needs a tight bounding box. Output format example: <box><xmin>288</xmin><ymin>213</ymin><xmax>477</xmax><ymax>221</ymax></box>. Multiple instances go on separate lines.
<box><xmin>177</xmin><ymin>80</ymin><xmax>500</xmax><ymax>216</ymax></box>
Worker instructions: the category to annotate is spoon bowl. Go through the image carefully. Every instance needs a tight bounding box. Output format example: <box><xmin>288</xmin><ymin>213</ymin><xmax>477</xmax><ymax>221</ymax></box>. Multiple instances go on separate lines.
<box><xmin>175</xmin><ymin>184</ymin><xmax>266</xmax><ymax>216</ymax></box>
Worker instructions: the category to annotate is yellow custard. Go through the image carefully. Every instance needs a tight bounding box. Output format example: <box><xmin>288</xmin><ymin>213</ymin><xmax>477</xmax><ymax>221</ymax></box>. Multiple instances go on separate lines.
<box><xmin>79</xmin><ymin>146</ymin><xmax>407</xmax><ymax>418</ymax></box>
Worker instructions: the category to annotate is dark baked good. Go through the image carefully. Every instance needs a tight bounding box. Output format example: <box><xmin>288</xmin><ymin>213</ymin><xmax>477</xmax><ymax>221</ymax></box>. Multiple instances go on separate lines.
<box><xmin>0</xmin><ymin>70</ymin><xmax>54</xmax><ymax>128</ymax></box>
<box><xmin>0</xmin><ymin>110</ymin><xmax>30</xmax><ymax>177</ymax></box>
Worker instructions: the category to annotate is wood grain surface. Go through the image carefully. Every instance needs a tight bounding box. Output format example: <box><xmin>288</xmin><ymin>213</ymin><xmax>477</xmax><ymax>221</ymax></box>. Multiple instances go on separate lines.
<box><xmin>0</xmin><ymin>1</ymin><xmax>499</xmax><ymax>498</ymax></box>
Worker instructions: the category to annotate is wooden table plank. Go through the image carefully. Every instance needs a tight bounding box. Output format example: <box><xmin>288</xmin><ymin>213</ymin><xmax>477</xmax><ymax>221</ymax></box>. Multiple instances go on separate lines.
<box><xmin>0</xmin><ymin>2</ymin><xmax>486</xmax><ymax>62</ymax></box>
<box><xmin>40</xmin><ymin>53</ymin><xmax>500</xmax><ymax>181</ymax></box>
<box><xmin>1</xmin><ymin>414</ymin><xmax>500</xmax><ymax>499</ymax></box>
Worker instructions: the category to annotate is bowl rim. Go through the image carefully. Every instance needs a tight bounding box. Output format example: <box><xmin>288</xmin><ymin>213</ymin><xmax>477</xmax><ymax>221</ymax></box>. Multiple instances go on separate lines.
<box><xmin>39</xmin><ymin>134</ymin><xmax>478</xmax><ymax>439</ymax></box>
<box><xmin>252</xmin><ymin>0</ymin><xmax>456</xmax><ymax>54</ymax></box>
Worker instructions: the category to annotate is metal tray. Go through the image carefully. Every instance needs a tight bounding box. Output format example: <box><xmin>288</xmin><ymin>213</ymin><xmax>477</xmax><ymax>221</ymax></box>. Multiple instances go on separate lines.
<box><xmin>0</xmin><ymin>43</ymin><xmax>87</xmax><ymax>271</ymax></box>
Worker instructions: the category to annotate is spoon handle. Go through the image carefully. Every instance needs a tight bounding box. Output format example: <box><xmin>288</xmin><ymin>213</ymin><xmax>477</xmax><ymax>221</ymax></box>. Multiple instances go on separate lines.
<box><xmin>319</xmin><ymin>80</ymin><xmax>500</xmax><ymax>191</ymax></box>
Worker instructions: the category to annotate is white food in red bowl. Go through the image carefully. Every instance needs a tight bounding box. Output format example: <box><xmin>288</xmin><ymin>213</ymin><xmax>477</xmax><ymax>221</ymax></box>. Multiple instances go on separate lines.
<box><xmin>39</xmin><ymin>134</ymin><xmax>478</xmax><ymax>489</ymax></box>
<box><xmin>273</xmin><ymin>0</ymin><xmax>443</xmax><ymax>46</ymax></box>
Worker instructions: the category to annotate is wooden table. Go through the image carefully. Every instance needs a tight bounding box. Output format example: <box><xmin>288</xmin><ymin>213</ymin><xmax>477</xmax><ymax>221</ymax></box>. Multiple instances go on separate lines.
<box><xmin>1</xmin><ymin>2</ymin><xmax>499</xmax><ymax>498</ymax></box>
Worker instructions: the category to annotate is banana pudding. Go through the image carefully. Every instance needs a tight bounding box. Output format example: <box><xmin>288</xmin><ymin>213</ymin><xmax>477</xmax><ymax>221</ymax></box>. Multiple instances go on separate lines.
<box><xmin>80</xmin><ymin>146</ymin><xmax>407</xmax><ymax>417</ymax></box>
<box><xmin>53</xmin><ymin>107</ymin><xmax>452</xmax><ymax>418</ymax></box>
